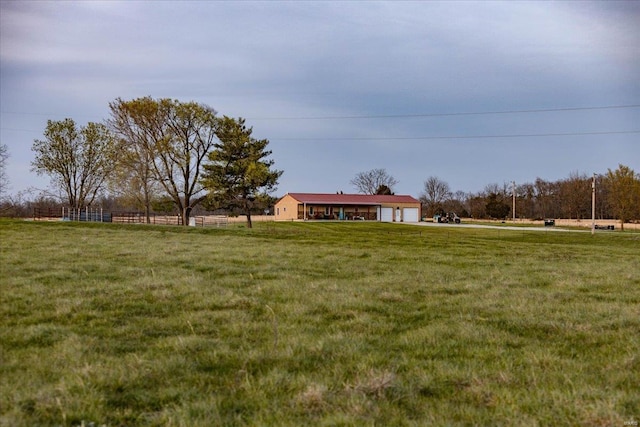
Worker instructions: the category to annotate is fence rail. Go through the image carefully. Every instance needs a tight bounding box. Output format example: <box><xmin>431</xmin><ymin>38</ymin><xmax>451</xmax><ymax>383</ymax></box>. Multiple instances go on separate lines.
<box><xmin>32</xmin><ymin>209</ymin><xmax>274</xmax><ymax>227</ymax></box>
<box><xmin>33</xmin><ymin>207</ymin><xmax>112</xmax><ymax>222</ymax></box>
<box><xmin>191</xmin><ymin>215</ymin><xmax>228</xmax><ymax>227</ymax></box>
<box><xmin>33</xmin><ymin>207</ymin><xmax>62</xmax><ymax>220</ymax></box>
<box><xmin>110</xmin><ymin>212</ymin><xmax>181</xmax><ymax>225</ymax></box>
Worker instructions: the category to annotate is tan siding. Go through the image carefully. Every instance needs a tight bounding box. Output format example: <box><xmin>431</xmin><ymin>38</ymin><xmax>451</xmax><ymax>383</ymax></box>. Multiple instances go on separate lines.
<box><xmin>380</xmin><ymin>202</ymin><xmax>422</xmax><ymax>222</ymax></box>
<box><xmin>274</xmin><ymin>193</ymin><xmax>421</xmax><ymax>222</ymax></box>
<box><xmin>274</xmin><ymin>194</ymin><xmax>301</xmax><ymax>221</ymax></box>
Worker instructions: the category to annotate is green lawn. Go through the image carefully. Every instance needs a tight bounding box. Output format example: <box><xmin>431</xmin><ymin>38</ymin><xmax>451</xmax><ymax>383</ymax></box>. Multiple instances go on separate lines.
<box><xmin>1</xmin><ymin>220</ymin><xmax>638</xmax><ymax>426</ymax></box>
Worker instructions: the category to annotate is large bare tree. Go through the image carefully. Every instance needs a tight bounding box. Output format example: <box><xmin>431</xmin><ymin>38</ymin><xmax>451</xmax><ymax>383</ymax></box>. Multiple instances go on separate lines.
<box><xmin>534</xmin><ymin>178</ymin><xmax>560</xmax><ymax>219</ymax></box>
<box><xmin>350</xmin><ymin>168</ymin><xmax>398</xmax><ymax>195</ymax></box>
<box><xmin>419</xmin><ymin>176</ymin><xmax>451</xmax><ymax>217</ymax></box>
<box><xmin>31</xmin><ymin>119</ymin><xmax>117</xmax><ymax>209</ymax></box>
<box><xmin>559</xmin><ymin>172</ymin><xmax>590</xmax><ymax>220</ymax></box>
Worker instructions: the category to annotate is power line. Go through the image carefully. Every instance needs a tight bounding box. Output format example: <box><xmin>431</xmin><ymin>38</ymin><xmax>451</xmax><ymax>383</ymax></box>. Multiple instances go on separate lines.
<box><xmin>2</xmin><ymin>104</ymin><xmax>639</xmax><ymax>121</ymax></box>
<box><xmin>247</xmin><ymin>104</ymin><xmax>640</xmax><ymax>121</ymax></box>
<box><xmin>2</xmin><ymin>127</ymin><xmax>638</xmax><ymax>140</ymax></box>
<box><xmin>271</xmin><ymin>130</ymin><xmax>640</xmax><ymax>141</ymax></box>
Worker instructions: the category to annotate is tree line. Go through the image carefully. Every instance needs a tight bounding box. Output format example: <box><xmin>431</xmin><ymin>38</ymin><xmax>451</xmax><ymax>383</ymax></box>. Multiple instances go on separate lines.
<box><xmin>1</xmin><ymin>103</ymin><xmax>638</xmax><ymax>229</ymax></box>
<box><xmin>349</xmin><ymin>167</ymin><xmax>640</xmax><ymax>229</ymax></box>
<box><xmin>26</xmin><ymin>97</ymin><xmax>282</xmax><ymax>228</ymax></box>
<box><xmin>418</xmin><ymin>167</ymin><xmax>640</xmax><ymax>230</ymax></box>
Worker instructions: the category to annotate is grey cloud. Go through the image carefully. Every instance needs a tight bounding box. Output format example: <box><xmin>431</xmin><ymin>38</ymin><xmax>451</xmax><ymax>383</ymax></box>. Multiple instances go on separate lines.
<box><xmin>1</xmin><ymin>1</ymin><xmax>638</xmax><ymax>196</ymax></box>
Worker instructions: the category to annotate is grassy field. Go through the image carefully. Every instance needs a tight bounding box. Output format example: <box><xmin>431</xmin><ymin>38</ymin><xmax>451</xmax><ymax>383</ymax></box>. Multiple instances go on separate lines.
<box><xmin>1</xmin><ymin>220</ymin><xmax>639</xmax><ymax>426</ymax></box>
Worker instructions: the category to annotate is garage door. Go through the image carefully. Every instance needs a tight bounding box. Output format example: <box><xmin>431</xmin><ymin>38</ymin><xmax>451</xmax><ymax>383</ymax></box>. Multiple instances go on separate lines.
<box><xmin>402</xmin><ymin>208</ymin><xmax>419</xmax><ymax>223</ymax></box>
<box><xmin>380</xmin><ymin>207</ymin><xmax>393</xmax><ymax>222</ymax></box>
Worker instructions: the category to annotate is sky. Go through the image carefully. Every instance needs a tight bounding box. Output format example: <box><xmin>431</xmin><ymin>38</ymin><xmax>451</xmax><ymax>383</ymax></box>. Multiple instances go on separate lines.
<box><xmin>1</xmin><ymin>0</ymin><xmax>639</xmax><ymax>199</ymax></box>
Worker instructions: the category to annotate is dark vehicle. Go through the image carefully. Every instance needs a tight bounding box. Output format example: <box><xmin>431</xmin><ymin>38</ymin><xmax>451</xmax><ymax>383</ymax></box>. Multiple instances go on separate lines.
<box><xmin>434</xmin><ymin>212</ymin><xmax>461</xmax><ymax>224</ymax></box>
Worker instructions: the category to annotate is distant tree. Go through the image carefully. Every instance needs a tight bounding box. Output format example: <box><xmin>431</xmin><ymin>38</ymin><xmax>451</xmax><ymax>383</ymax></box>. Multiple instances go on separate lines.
<box><xmin>0</xmin><ymin>143</ymin><xmax>9</xmax><ymax>201</ymax></box>
<box><xmin>484</xmin><ymin>182</ymin><xmax>509</xmax><ymax>197</ymax></box>
<box><xmin>534</xmin><ymin>178</ymin><xmax>560</xmax><ymax>219</ymax></box>
<box><xmin>605</xmin><ymin>164</ymin><xmax>640</xmax><ymax>230</ymax></box>
<box><xmin>446</xmin><ymin>190</ymin><xmax>470</xmax><ymax>217</ymax></box>
<box><xmin>559</xmin><ymin>172</ymin><xmax>590</xmax><ymax>219</ymax></box>
<box><xmin>151</xmin><ymin>195</ymin><xmax>178</xmax><ymax>213</ymax></box>
<box><xmin>351</xmin><ymin>168</ymin><xmax>398</xmax><ymax>195</ymax></box>
<box><xmin>31</xmin><ymin>119</ymin><xmax>117</xmax><ymax>209</ymax></box>
<box><xmin>419</xmin><ymin>176</ymin><xmax>451</xmax><ymax>217</ymax></box>
<box><xmin>467</xmin><ymin>194</ymin><xmax>486</xmax><ymax>218</ymax></box>
<box><xmin>375</xmin><ymin>184</ymin><xmax>394</xmax><ymax>195</ymax></box>
<box><xmin>485</xmin><ymin>193</ymin><xmax>510</xmax><ymax>219</ymax></box>
<box><xmin>201</xmin><ymin>117</ymin><xmax>282</xmax><ymax>229</ymax></box>
<box><xmin>517</xmin><ymin>182</ymin><xmax>536</xmax><ymax>219</ymax></box>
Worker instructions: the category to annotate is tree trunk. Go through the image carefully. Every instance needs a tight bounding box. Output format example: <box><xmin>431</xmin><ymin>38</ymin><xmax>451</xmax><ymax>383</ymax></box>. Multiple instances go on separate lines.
<box><xmin>246</xmin><ymin>210</ymin><xmax>253</xmax><ymax>229</ymax></box>
<box><xmin>183</xmin><ymin>206</ymin><xmax>191</xmax><ymax>226</ymax></box>
<box><xmin>244</xmin><ymin>198</ymin><xmax>254</xmax><ymax>228</ymax></box>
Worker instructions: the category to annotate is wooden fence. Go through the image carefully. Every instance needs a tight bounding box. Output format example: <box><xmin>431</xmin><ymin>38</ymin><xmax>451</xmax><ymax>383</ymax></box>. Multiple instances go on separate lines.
<box><xmin>32</xmin><ymin>208</ymin><xmax>277</xmax><ymax>226</ymax></box>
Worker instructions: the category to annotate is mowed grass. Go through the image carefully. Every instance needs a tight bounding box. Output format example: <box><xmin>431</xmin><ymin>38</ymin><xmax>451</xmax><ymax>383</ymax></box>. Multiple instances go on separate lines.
<box><xmin>1</xmin><ymin>220</ymin><xmax>638</xmax><ymax>426</ymax></box>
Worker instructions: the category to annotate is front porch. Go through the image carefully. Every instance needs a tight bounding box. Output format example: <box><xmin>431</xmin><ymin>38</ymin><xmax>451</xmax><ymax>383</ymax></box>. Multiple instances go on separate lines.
<box><xmin>298</xmin><ymin>204</ymin><xmax>378</xmax><ymax>221</ymax></box>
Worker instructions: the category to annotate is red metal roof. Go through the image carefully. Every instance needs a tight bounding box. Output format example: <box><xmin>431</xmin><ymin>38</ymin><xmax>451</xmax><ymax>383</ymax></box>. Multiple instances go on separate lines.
<box><xmin>285</xmin><ymin>193</ymin><xmax>420</xmax><ymax>205</ymax></box>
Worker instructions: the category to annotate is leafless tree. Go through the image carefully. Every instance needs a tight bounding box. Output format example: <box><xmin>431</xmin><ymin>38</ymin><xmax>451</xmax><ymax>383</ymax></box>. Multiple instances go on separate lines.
<box><xmin>350</xmin><ymin>168</ymin><xmax>398</xmax><ymax>195</ymax></box>
<box><xmin>419</xmin><ymin>176</ymin><xmax>451</xmax><ymax>217</ymax></box>
<box><xmin>559</xmin><ymin>171</ymin><xmax>590</xmax><ymax>219</ymax></box>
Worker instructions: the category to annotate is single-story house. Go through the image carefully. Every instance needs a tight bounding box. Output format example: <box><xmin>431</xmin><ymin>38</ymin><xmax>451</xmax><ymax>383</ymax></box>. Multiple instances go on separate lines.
<box><xmin>274</xmin><ymin>193</ymin><xmax>422</xmax><ymax>222</ymax></box>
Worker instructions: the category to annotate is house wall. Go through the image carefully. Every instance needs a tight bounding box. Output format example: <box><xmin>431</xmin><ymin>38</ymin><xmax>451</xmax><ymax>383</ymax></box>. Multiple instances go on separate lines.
<box><xmin>274</xmin><ymin>194</ymin><xmax>300</xmax><ymax>221</ymax></box>
<box><xmin>379</xmin><ymin>202</ymin><xmax>421</xmax><ymax>222</ymax></box>
<box><xmin>300</xmin><ymin>205</ymin><xmax>378</xmax><ymax>220</ymax></box>
<box><xmin>274</xmin><ymin>196</ymin><xmax>421</xmax><ymax>222</ymax></box>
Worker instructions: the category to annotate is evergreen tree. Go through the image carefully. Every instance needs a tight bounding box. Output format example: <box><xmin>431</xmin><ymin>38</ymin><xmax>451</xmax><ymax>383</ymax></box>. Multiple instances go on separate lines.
<box><xmin>201</xmin><ymin>117</ymin><xmax>282</xmax><ymax>228</ymax></box>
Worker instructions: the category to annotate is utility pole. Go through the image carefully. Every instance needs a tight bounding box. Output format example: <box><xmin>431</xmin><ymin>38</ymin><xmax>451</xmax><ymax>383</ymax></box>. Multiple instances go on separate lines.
<box><xmin>512</xmin><ymin>181</ymin><xmax>516</xmax><ymax>222</ymax></box>
<box><xmin>591</xmin><ymin>173</ymin><xmax>596</xmax><ymax>235</ymax></box>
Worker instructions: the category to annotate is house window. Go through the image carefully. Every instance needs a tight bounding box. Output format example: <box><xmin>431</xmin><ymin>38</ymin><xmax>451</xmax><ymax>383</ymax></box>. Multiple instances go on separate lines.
<box><xmin>277</xmin><ymin>207</ymin><xmax>280</xmax><ymax>215</ymax></box>
<box><xmin>309</xmin><ymin>207</ymin><xmax>314</xmax><ymax>215</ymax></box>
<box><xmin>325</xmin><ymin>207</ymin><xmax>332</xmax><ymax>216</ymax></box>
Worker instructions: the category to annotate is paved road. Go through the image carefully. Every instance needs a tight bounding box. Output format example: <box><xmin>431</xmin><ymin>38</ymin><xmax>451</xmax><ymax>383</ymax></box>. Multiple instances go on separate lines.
<box><xmin>404</xmin><ymin>221</ymin><xmax>589</xmax><ymax>233</ymax></box>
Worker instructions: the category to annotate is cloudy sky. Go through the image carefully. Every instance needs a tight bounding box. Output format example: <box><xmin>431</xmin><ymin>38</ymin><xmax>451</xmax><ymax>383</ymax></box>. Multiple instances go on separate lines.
<box><xmin>1</xmin><ymin>0</ymin><xmax>639</xmax><ymax>198</ymax></box>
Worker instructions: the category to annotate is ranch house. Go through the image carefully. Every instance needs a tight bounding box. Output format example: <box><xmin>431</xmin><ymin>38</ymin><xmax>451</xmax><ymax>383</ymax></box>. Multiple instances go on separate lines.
<box><xmin>274</xmin><ymin>193</ymin><xmax>422</xmax><ymax>222</ymax></box>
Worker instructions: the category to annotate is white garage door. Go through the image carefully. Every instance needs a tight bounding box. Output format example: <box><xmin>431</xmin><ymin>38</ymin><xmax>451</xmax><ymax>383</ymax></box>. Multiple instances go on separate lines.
<box><xmin>403</xmin><ymin>208</ymin><xmax>419</xmax><ymax>223</ymax></box>
<box><xmin>380</xmin><ymin>207</ymin><xmax>394</xmax><ymax>222</ymax></box>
